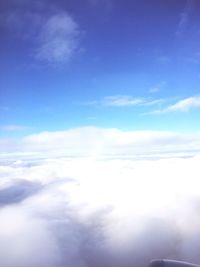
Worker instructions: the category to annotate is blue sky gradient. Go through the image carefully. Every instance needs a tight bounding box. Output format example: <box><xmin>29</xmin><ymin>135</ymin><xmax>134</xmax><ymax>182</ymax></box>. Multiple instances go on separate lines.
<box><xmin>1</xmin><ymin>0</ymin><xmax>200</xmax><ymax>137</ymax></box>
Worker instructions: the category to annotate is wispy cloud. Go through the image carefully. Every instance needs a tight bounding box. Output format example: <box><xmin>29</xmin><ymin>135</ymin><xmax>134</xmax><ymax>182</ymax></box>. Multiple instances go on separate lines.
<box><xmin>102</xmin><ymin>95</ymin><xmax>145</xmax><ymax>107</ymax></box>
<box><xmin>165</xmin><ymin>96</ymin><xmax>200</xmax><ymax>112</ymax></box>
<box><xmin>161</xmin><ymin>96</ymin><xmax>200</xmax><ymax>112</ymax></box>
<box><xmin>149</xmin><ymin>81</ymin><xmax>166</xmax><ymax>94</ymax></box>
<box><xmin>35</xmin><ymin>12</ymin><xmax>81</xmax><ymax>64</ymax></box>
<box><xmin>86</xmin><ymin>95</ymin><xmax>163</xmax><ymax>108</ymax></box>
<box><xmin>4</xmin><ymin>9</ymin><xmax>81</xmax><ymax>64</ymax></box>
<box><xmin>176</xmin><ymin>0</ymin><xmax>194</xmax><ymax>36</ymax></box>
<box><xmin>176</xmin><ymin>11</ymin><xmax>189</xmax><ymax>35</ymax></box>
<box><xmin>0</xmin><ymin>125</ymin><xmax>29</xmax><ymax>132</ymax></box>
<box><xmin>150</xmin><ymin>96</ymin><xmax>200</xmax><ymax>114</ymax></box>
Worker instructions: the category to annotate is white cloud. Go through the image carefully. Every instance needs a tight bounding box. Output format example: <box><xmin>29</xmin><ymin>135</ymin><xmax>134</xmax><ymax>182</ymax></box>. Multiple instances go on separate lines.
<box><xmin>148</xmin><ymin>96</ymin><xmax>200</xmax><ymax>114</ymax></box>
<box><xmin>1</xmin><ymin>127</ymin><xmax>200</xmax><ymax>160</ymax></box>
<box><xmin>164</xmin><ymin>96</ymin><xmax>200</xmax><ymax>112</ymax></box>
<box><xmin>35</xmin><ymin>12</ymin><xmax>80</xmax><ymax>64</ymax></box>
<box><xmin>1</xmin><ymin>152</ymin><xmax>200</xmax><ymax>266</ymax></box>
<box><xmin>0</xmin><ymin>207</ymin><xmax>60</xmax><ymax>267</ymax></box>
<box><xmin>1</xmin><ymin>127</ymin><xmax>200</xmax><ymax>265</ymax></box>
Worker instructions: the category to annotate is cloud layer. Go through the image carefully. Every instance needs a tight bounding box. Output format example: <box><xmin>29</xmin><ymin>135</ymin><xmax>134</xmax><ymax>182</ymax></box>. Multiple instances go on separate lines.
<box><xmin>1</xmin><ymin>153</ymin><xmax>200</xmax><ymax>267</ymax></box>
<box><xmin>1</xmin><ymin>128</ymin><xmax>200</xmax><ymax>267</ymax></box>
<box><xmin>1</xmin><ymin>127</ymin><xmax>200</xmax><ymax>160</ymax></box>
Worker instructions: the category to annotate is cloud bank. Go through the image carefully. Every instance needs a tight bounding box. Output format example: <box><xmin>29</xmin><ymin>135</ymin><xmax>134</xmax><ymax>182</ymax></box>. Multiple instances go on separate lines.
<box><xmin>1</xmin><ymin>127</ymin><xmax>200</xmax><ymax>159</ymax></box>
<box><xmin>1</xmin><ymin>127</ymin><xmax>200</xmax><ymax>266</ymax></box>
<box><xmin>1</xmin><ymin>154</ymin><xmax>200</xmax><ymax>267</ymax></box>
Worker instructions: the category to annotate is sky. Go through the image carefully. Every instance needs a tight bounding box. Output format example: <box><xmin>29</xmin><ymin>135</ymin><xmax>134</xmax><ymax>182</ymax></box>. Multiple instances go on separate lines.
<box><xmin>2</xmin><ymin>2</ymin><xmax>200</xmax><ymax>267</ymax></box>
<box><xmin>1</xmin><ymin>0</ymin><xmax>200</xmax><ymax>138</ymax></box>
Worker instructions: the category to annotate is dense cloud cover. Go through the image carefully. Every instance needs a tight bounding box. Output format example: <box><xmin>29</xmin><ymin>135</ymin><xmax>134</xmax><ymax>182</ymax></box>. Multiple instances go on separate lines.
<box><xmin>1</xmin><ymin>153</ymin><xmax>200</xmax><ymax>267</ymax></box>
<box><xmin>2</xmin><ymin>127</ymin><xmax>200</xmax><ymax>159</ymax></box>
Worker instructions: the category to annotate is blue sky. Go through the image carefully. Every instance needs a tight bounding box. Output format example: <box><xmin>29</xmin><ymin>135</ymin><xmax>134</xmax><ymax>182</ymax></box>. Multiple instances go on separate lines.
<box><xmin>1</xmin><ymin>0</ymin><xmax>200</xmax><ymax>137</ymax></box>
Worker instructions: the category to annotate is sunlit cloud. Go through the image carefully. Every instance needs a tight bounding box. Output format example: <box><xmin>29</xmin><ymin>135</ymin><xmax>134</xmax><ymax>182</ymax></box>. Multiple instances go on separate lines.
<box><xmin>147</xmin><ymin>96</ymin><xmax>200</xmax><ymax>115</ymax></box>
<box><xmin>1</xmin><ymin>153</ymin><xmax>200</xmax><ymax>266</ymax></box>
<box><xmin>165</xmin><ymin>96</ymin><xmax>200</xmax><ymax>112</ymax></box>
<box><xmin>151</xmin><ymin>96</ymin><xmax>200</xmax><ymax>114</ymax></box>
<box><xmin>1</xmin><ymin>127</ymin><xmax>200</xmax><ymax>160</ymax></box>
<box><xmin>1</xmin><ymin>127</ymin><xmax>200</xmax><ymax>266</ymax></box>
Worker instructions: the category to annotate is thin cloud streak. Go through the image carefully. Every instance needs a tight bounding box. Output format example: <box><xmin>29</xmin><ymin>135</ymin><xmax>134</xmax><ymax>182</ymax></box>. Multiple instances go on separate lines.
<box><xmin>150</xmin><ymin>96</ymin><xmax>200</xmax><ymax>114</ymax></box>
<box><xmin>0</xmin><ymin>125</ymin><xmax>29</xmax><ymax>132</ymax></box>
<box><xmin>102</xmin><ymin>95</ymin><xmax>145</xmax><ymax>107</ymax></box>
<box><xmin>85</xmin><ymin>96</ymin><xmax>164</xmax><ymax>108</ymax></box>
<box><xmin>176</xmin><ymin>0</ymin><xmax>194</xmax><ymax>36</ymax></box>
